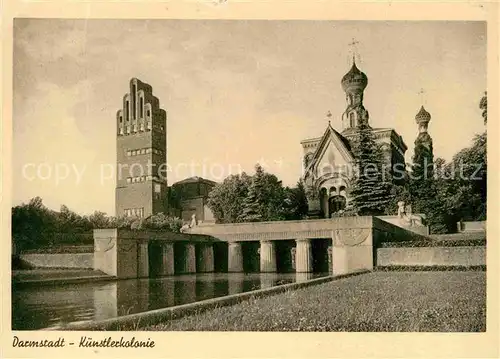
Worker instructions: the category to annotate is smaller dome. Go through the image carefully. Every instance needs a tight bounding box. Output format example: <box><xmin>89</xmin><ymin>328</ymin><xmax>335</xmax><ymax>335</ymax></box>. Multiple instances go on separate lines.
<box><xmin>415</xmin><ymin>106</ymin><xmax>431</xmax><ymax>123</ymax></box>
<box><xmin>341</xmin><ymin>62</ymin><xmax>368</xmax><ymax>92</ymax></box>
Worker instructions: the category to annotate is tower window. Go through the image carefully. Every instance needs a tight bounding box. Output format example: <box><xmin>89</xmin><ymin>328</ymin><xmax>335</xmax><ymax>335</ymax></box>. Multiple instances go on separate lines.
<box><xmin>140</xmin><ymin>97</ymin><xmax>144</xmax><ymax>118</ymax></box>
<box><xmin>147</xmin><ymin>109</ymin><xmax>151</xmax><ymax>118</ymax></box>
<box><xmin>349</xmin><ymin>113</ymin><xmax>355</xmax><ymax>127</ymax></box>
<box><xmin>132</xmin><ymin>84</ymin><xmax>136</xmax><ymax>119</ymax></box>
<box><xmin>125</xmin><ymin>100</ymin><xmax>129</xmax><ymax>120</ymax></box>
<box><xmin>119</xmin><ymin>116</ymin><xmax>123</xmax><ymax>123</ymax></box>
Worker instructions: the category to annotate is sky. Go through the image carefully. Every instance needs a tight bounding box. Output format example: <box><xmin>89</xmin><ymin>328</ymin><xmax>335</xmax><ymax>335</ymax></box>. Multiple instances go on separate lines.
<box><xmin>12</xmin><ymin>20</ymin><xmax>486</xmax><ymax>215</ymax></box>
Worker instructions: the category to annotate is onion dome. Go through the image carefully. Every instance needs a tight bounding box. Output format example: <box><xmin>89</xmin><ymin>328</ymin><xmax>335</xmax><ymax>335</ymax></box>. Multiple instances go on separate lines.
<box><xmin>341</xmin><ymin>61</ymin><xmax>368</xmax><ymax>92</ymax></box>
<box><xmin>415</xmin><ymin>106</ymin><xmax>431</xmax><ymax>124</ymax></box>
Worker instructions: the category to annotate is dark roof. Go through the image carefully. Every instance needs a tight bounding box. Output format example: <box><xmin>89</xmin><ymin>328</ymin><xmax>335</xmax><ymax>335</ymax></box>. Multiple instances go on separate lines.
<box><xmin>332</xmin><ymin>128</ymin><xmax>352</xmax><ymax>152</ymax></box>
<box><xmin>172</xmin><ymin>176</ymin><xmax>217</xmax><ymax>186</ymax></box>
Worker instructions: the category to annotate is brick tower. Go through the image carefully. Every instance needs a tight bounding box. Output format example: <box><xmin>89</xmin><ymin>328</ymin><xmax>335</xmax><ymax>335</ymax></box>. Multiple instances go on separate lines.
<box><xmin>115</xmin><ymin>78</ymin><xmax>168</xmax><ymax>218</ymax></box>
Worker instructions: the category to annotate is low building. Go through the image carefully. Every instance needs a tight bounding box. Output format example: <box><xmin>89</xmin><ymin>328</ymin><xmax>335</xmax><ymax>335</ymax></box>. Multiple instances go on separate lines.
<box><xmin>170</xmin><ymin>176</ymin><xmax>217</xmax><ymax>223</ymax></box>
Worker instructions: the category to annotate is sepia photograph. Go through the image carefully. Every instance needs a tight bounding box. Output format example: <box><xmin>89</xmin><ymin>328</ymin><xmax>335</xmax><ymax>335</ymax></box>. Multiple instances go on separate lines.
<box><xmin>6</xmin><ymin>10</ymin><xmax>495</xmax><ymax>355</ymax></box>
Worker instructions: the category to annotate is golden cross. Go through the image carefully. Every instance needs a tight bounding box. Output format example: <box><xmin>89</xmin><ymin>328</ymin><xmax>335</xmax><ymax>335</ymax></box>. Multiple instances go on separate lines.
<box><xmin>348</xmin><ymin>38</ymin><xmax>360</xmax><ymax>64</ymax></box>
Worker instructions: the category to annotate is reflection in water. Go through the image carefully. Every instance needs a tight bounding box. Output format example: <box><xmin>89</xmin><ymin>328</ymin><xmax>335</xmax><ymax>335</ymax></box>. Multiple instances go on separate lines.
<box><xmin>295</xmin><ymin>272</ymin><xmax>315</xmax><ymax>283</ymax></box>
<box><xmin>12</xmin><ymin>272</ymin><xmax>328</xmax><ymax>330</ymax></box>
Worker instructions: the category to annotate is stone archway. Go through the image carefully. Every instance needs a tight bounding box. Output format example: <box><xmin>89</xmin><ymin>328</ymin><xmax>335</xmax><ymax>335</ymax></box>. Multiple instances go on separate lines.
<box><xmin>315</xmin><ymin>174</ymin><xmax>351</xmax><ymax>219</ymax></box>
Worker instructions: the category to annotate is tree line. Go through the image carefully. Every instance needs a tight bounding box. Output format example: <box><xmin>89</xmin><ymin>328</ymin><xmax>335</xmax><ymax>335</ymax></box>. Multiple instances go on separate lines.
<box><xmin>11</xmin><ymin>197</ymin><xmax>183</xmax><ymax>251</ymax></box>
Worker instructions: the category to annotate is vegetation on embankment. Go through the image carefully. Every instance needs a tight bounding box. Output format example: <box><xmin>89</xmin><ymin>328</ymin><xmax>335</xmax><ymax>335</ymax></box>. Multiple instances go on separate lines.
<box><xmin>143</xmin><ymin>271</ymin><xmax>486</xmax><ymax>332</ymax></box>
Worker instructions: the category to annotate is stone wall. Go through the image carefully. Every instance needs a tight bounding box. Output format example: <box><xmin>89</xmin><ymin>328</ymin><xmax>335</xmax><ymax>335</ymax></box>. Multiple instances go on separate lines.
<box><xmin>377</xmin><ymin>246</ymin><xmax>486</xmax><ymax>267</ymax></box>
<box><xmin>372</xmin><ymin>216</ymin><xmax>429</xmax><ymax>246</ymax></box>
<box><xmin>457</xmin><ymin>221</ymin><xmax>486</xmax><ymax>232</ymax></box>
<box><xmin>19</xmin><ymin>253</ymin><xmax>94</xmax><ymax>269</ymax></box>
<box><xmin>376</xmin><ymin>215</ymin><xmax>429</xmax><ymax>236</ymax></box>
<box><xmin>93</xmin><ymin>229</ymin><xmax>215</xmax><ymax>278</ymax></box>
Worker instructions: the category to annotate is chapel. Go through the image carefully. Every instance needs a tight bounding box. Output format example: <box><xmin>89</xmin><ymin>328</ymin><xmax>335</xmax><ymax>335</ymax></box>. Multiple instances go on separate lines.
<box><xmin>301</xmin><ymin>59</ymin><xmax>416</xmax><ymax>218</ymax></box>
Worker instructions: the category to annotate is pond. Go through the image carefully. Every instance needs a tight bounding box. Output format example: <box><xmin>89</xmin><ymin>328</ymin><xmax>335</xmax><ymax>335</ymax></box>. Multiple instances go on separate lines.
<box><xmin>12</xmin><ymin>272</ymin><xmax>329</xmax><ymax>330</ymax></box>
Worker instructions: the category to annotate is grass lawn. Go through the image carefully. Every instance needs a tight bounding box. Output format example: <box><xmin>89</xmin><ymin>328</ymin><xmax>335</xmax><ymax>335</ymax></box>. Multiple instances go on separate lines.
<box><xmin>144</xmin><ymin>271</ymin><xmax>486</xmax><ymax>332</ymax></box>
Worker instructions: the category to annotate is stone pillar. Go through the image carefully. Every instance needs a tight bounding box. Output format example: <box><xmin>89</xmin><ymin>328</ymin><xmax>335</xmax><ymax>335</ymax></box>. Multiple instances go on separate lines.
<box><xmin>295</xmin><ymin>239</ymin><xmax>312</xmax><ymax>273</ymax></box>
<box><xmin>159</xmin><ymin>242</ymin><xmax>174</xmax><ymax>276</ymax></box>
<box><xmin>228</xmin><ymin>242</ymin><xmax>243</xmax><ymax>272</ymax></box>
<box><xmin>327</xmin><ymin>246</ymin><xmax>333</xmax><ymax>273</ymax></box>
<box><xmin>260</xmin><ymin>240</ymin><xmax>276</xmax><ymax>272</ymax></box>
<box><xmin>137</xmin><ymin>241</ymin><xmax>149</xmax><ymax>278</ymax></box>
<box><xmin>290</xmin><ymin>247</ymin><xmax>297</xmax><ymax>271</ymax></box>
<box><xmin>324</xmin><ymin>195</ymin><xmax>330</xmax><ymax>219</ymax></box>
<box><xmin>185</xmin><ymin>243</ymin><xmax>196</xmax><ymax>274</ymax></box>
<box><xmin>331</xmin><ymin>228</ymin><xmax>373</xmax><ymax>275</ymax></box>
<box><xmin>198</xmin><ymin>244</ymin><xmax>214</xmax><ymax>273</ymax></box>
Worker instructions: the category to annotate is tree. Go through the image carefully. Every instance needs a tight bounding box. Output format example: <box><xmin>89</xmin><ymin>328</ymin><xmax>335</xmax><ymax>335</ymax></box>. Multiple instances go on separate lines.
<box><xmin>240</xmin><ymin>164</ymin><xmax>288</xmax><ymax>222</ymax></box>
<box><xmin>12</xmin><ymin>197</ymin><xmax>58</xmax><ymax>250</ymax></box>
<box><xmin>480</xmin><ymin>91</ymin><xmax>487</xmax><ymax>124</ymax></box>
<box><xmin>142</xmin><ymin>213</ymin><xmax>183</xmax><ymax>232</ymax></box>
<box><xmin>444</xmin><ymin>132</ymin><xmax>486</xmax><ymax>222</ymax></box>
<box><xmin>87</xmin><ymin>211</ymin><xmax>111</xmax><ymax>229</ymax></box>
<box><xmin>206</xmin><ymin>172</ymin><xmax>252</xmax><ymax>224</ymax></box>
<box><xmin>239</xmin><ymin>165</ymin><xmax>264</xmax><ymax>222</ymax></box>
<box><xmin>347</xmin><ymin>119</ymin><xmax>393</xmax><ymax>215</ymax></box>
<box><xmin>409</xmin><ymin>134</ymin><xmax>435</xmax><ymax>214</ymax></box>
<box><xmin>407</xmin><ymin>91</ymin><xmax>488</xmax><ymax>233</ymax></box>
<box><xmin>283</xmin><ymin>179</ymin><xmax>309</xmax><ymax>220</ymax></box>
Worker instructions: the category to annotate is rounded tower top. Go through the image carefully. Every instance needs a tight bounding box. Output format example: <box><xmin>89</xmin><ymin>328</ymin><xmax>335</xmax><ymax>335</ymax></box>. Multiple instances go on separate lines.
<box><xmin>341</xmin><ymin>60</ymin><xmax>368</xmax><ymax>93</ymax></box>
<box><xmin>415</xmin><ymin>105</ymin><xmax>431</xmax><ymax>124</ymax></box>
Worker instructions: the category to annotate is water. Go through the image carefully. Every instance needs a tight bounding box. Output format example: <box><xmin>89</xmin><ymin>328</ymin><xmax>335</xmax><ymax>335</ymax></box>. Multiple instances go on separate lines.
<box><xmin>12</xmin><ymin>272</ymin><xmax>328</xmax><ymax>330</ymax></box>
